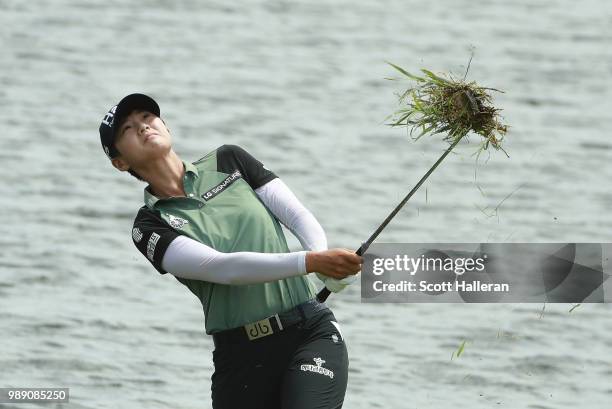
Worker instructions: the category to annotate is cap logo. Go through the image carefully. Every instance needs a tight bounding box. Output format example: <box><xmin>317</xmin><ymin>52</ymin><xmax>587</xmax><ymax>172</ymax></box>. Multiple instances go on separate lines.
<box><xmin>101</xmin><ymin>106</ymin><xmax>117</xmax><ymax>127</ymax></box>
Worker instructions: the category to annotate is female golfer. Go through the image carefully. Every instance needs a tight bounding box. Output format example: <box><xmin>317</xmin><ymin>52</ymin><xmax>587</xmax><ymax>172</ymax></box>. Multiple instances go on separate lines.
<box><xmin>99</xmin><ymin>93</ymin><xmax>361</xmax><ymax>409</ymax></box>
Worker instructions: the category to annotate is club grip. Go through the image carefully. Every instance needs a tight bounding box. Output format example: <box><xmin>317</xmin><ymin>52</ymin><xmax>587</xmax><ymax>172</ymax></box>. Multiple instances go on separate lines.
<box><xmin>315</xmin><ymin>244</ymin><xmax>365</xmax><ymax>303</ymax></box>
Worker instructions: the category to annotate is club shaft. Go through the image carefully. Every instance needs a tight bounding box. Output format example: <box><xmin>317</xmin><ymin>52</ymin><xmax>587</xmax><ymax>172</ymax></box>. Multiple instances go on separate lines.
<box><xmin>316</xmin><ymin>136</ymin><xmax>464</xmax><ymax>303</ymax></box>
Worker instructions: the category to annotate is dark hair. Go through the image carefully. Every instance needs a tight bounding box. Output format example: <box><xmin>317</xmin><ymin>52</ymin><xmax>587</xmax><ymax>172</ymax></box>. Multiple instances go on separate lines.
<box><xmin>128</xmin><ymin>169</ymin><xmax>145</xmax><ymax>181</ymax></box>
<box><xmin>113</xmin><ymin>144</ymin><xmax>145</xmax><ymax>182</ymax></box>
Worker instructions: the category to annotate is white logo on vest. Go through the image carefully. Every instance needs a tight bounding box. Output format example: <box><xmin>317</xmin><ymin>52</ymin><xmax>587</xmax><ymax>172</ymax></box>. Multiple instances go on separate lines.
<box><xmin>167</xmin><ymin>214</ymin><xmax>189</xmax><ymax>229</ymax></box>
<box><xmin>132</xmin><ymin>227</ymin><xmax>143</xmax><ymax>242</ymax></box>
<box><xmin>201</xmin><ymin>170</ymin><xmax>242</xmax><ymax>201</ymax></box>
<box><xmin>147</xmin><ymin>232</ymin><xmax>160</xmax><ymax>261</ymax></box>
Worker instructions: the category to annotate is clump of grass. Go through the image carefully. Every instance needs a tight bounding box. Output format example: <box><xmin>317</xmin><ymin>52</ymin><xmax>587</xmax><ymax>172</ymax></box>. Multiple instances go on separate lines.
<box><xmin>386</xmin><ymin>61</ymin><xmax>509</xmax><ymax>157</ymax></box>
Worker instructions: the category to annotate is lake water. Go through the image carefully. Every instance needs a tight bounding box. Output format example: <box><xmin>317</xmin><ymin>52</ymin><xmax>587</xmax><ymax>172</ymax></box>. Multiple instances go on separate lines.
<box><xmin>1</xmin><ymin>0</ymin><xmax>611</xmax><ymax>408</ymax></box>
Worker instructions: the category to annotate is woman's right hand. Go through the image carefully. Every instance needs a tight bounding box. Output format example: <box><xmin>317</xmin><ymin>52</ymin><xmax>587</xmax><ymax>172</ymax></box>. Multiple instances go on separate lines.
<box><xmin>305</xmin><ymin>249</ymin><xmax>363</xmax><ymax>279</ymax></box>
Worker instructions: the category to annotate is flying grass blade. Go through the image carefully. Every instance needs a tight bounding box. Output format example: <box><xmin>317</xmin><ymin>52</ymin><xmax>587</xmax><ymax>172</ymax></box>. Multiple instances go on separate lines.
<box><xmin>421</xmin><ymin>69</ymin><xmax>450</xmax><ymax>85</ymax></box>
<box><xmin>387</xmin><ymin>62</ymin><xmax>425</xmax><ymax>81</ymax></box>
<box><xmin>456</xmin><ymin>340</ymin><xmax>466</xmax><ymax>358</ymax></box>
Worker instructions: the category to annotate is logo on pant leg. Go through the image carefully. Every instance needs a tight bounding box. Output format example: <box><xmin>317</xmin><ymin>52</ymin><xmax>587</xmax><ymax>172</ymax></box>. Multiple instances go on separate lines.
<box><xmin>300</xmin><ymin>357</ymin><xmax>334</xmax><ymax>379</ymax></box>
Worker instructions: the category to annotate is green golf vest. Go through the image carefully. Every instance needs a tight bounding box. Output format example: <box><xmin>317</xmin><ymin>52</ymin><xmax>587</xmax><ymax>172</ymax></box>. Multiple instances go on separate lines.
<box><xmin>131</xmin><ymin>145</ymin><xmax>317</xmax><ymax>334</ymax></box>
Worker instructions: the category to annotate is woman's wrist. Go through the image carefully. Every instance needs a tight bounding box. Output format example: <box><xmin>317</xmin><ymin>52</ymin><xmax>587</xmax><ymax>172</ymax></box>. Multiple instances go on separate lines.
<box><xmin>305</xmin><ymin>251</ymin><xmax>319</xmax><ymax>273</ymax></box>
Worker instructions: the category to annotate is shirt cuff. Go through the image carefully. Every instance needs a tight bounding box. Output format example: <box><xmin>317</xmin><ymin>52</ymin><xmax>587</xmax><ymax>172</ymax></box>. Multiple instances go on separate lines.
<box><xmin>297</xmin><ymin>251</ymin><xmax>307</xmax><ymax>275</ymax></box>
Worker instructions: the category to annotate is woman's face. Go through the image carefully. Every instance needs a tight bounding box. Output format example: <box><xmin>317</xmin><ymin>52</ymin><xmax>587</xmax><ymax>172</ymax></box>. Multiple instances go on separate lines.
<box><xmin>113</xmin><ymin>110</ymin><xmax>172</xmax><ymax>169</ymax></box>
